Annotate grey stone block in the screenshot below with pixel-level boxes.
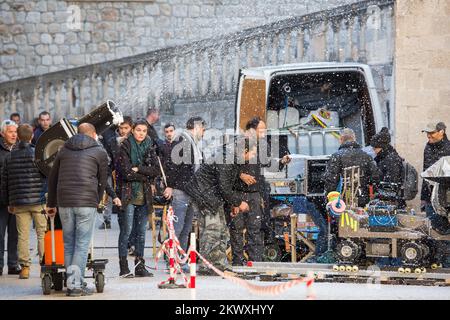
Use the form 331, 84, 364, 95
98, 42, 109, 53
49, 44, 59, 55
68, 54, 85, 65
104, 31, 119, 42
135, 16, 154, 27
42, 55, 53, 65
36, 65, 49, 74
36, 23, 48, 33
36, 44, 49, 56
65, 32, 78, 44
70, 44, 81, 54
173, 5, 188, 17
160, 4, 172, 16
41, 12, 55, 23
48, 23, 61, 34
14, 34, 27, 45
27, 33, 40, 45
15, 12, 26, 24
35, 1, 48, 12
41, 33, 52, 44
54, 33, 65, 44
26, 12, 41, 24
59, 45, 70, 55
24, 24, 36, 33
145, 4, 160, 15
1, 12, 14, 25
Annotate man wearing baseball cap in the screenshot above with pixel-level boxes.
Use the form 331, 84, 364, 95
421, 121, 450, 213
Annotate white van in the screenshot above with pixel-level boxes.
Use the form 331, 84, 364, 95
235, 62, 388, 197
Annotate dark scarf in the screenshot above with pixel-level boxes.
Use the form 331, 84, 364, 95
129, 135, 151, 199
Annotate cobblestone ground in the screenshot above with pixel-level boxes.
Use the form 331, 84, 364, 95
0, 213, 449, 300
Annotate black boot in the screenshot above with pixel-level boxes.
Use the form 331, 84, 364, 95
134, 257, 153, 277
119, 257, 133, 277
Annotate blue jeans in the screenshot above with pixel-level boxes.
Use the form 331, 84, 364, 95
58, 207, 96, 288
118, 204, 148, 257
293, 196, 328, 256
0, 206, 18, 269
172, 189, 195, 252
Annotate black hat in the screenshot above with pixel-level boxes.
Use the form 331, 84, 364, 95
370, 127, 391, 149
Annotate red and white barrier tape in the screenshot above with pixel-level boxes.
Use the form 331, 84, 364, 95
155, 206, 316, 298
155, 205, 190, 288
194, 249, 316, 299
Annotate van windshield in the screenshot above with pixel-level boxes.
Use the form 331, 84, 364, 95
266, 70, 375, 156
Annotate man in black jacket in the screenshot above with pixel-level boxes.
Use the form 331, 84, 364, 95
230, 117, 291, 266
98, 116, 132, 229
1, 124, 47, 279
163, 117, 206, 254
370, 127, 406, 208
145, 107, 161, 144
185, 137, 253, 275
46, 123, 108, 296
421, 122, 450, 215
0, 120, 19, 276
324, 128, 381, 207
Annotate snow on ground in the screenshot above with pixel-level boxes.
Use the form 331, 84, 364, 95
1, 214, 449, 300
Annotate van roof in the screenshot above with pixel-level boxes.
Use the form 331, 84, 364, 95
241, 62, 372, 79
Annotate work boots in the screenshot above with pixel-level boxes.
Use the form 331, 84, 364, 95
19, 266, 30, 279
134, 257, 153, 277
119, 256, 133, 277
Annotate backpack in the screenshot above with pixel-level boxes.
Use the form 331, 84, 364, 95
402, 159, 418, 200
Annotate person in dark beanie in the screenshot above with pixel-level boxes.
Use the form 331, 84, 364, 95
421, 122, 450, 214
1, 124, 47, 279
370, 127, 405, 208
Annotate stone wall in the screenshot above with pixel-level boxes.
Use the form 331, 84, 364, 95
394, 0, 450, 206
0, 0, 361, 82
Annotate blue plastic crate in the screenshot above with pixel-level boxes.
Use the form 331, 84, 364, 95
368, 214, 398, 231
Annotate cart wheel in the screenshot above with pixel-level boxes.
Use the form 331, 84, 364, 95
332, 265, 339, 271
53, 272, 64, 291
42, 274, 52, 295
95, 273, 105, 293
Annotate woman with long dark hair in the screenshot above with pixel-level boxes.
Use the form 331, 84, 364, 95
117, 119, 159, 277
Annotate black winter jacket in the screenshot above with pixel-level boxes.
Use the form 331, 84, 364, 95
117, 137, 160, 210
374, 145, 403, 184
185, 148, 243, 214
165, 132, 201, 192
324, 141, 381, 207
47, 134, 108, 208
1, 142, 46, 206
0, 138, 17, 206
374, 145, 406, 207
421, 136, 450, 202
